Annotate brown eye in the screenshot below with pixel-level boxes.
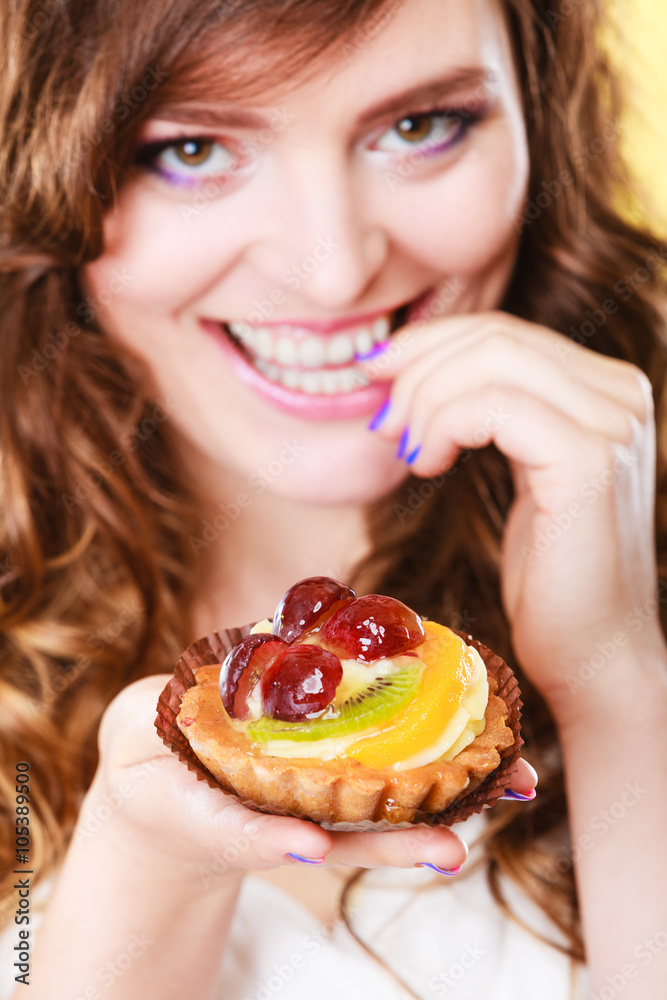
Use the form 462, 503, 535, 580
174, 139, 214, 166
394, 115, 436, 144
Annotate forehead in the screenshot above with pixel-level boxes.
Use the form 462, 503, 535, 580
157, 0, 513, 121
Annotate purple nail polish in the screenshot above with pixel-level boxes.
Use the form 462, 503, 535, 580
368, 399, 391, 431
286, 853, 326, 865
356, 339, 391, 362
406, 444, 421, 466
396, 427, 410, 460
418, 863, 462, 877
501, 788, 536, 801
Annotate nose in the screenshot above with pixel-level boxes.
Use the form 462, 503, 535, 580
255, 151, 389, 312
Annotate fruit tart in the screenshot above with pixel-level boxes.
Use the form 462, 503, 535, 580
156, 578, 522, 829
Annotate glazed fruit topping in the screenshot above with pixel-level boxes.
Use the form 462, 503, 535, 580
260, 644, 344, 722
220, 579, 427, 725
272, 576, 355, 642
320, 594, 425, 662
219, 633, 288, 720
249, 660, 422, 742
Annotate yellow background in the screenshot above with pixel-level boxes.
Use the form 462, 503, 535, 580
611, 0, 667, 233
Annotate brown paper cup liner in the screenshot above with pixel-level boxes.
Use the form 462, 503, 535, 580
155, 625, 523, 831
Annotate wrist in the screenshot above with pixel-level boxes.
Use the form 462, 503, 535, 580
76, 773, 245, 896
547, 641, 667, 738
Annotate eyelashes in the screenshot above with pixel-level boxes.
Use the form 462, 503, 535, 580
133, 104, 488, 188
371, 107, 483, 158
133, 136, 240, 188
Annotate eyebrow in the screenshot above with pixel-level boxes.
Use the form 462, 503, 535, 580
153, 68, 494, 132
356, 68, 494, 125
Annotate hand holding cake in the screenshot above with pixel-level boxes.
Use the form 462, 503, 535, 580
158, 577, 523, 828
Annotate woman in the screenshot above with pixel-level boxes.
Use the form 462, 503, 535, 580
1, 0, 665, 997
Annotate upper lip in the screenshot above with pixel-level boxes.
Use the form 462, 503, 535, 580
222, 303, 409, 334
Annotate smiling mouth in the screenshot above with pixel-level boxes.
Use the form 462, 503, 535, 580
211, 304, 411, 397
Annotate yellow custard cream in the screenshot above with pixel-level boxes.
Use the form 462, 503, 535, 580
240, 619, 489, 771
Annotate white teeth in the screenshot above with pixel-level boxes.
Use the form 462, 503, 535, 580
275, 337, 299, 366
228, 321, 254, 344
279, 367, 301, 390
224, 312, 396, 395
255, 329, 274, 360
300, 371, 322, 394
354, 328, 373, 356
255, 360, 370, 394
321, 370, 341, 395
339, 369, 363, 392
327, 333, 355, 365
299, 336, 327, 368
373, 317, 390, 342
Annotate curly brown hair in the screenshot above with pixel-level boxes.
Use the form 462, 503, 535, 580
1, 0, 665, 979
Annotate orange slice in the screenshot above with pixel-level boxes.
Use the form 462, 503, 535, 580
343, 621, 475, 768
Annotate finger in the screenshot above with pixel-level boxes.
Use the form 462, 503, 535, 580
99, 674, 178, 767
323, 823, 469, 872
406, 384, 610, 490
500, 757, 538, 800
365, 314, 650, 422
374, 334, 636, 450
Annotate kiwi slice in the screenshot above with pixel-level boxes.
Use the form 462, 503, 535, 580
247, 664, 423, 743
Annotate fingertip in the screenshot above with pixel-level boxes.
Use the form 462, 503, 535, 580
244, 814, 333, 866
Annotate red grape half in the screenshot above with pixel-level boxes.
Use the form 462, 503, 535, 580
272, 576, 355, 643
260, 644, 343, 721
220, 633, 288, 719
320, 594, 425, 662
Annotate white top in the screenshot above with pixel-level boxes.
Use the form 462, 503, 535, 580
216, 814, 589, 1000
0, 816, 589, 999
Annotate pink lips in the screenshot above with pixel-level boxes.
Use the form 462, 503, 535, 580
200, 319, 391, 421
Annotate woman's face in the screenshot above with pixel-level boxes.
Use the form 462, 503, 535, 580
81, 0, 529, 506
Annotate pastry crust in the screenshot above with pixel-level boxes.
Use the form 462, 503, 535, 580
178, 664, 515, 825
155, 626, 523, 829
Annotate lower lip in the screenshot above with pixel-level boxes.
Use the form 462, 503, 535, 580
201, 319, 391, 421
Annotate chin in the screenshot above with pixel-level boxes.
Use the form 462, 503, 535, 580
260, 451, 410, 507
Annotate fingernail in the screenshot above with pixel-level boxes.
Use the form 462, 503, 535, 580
286, 853, 326, 865
406, 444, 421, 466
396, 427, 410, 459
356, 339, 391, 362
417, 863, 462, 877
501, 788, 536, 801
368, 399, 391, 431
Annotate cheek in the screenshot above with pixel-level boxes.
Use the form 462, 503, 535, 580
80, 185, 239, 314
393, 135, 528, 279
